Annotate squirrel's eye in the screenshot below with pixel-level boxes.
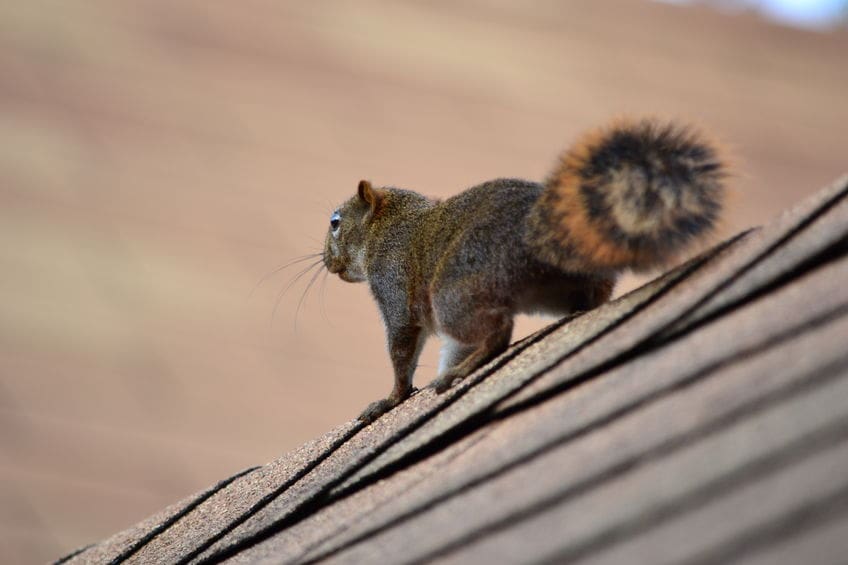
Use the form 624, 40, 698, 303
330, 212, 341, 231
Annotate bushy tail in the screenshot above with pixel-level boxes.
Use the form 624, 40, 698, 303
525, 118, 726, 274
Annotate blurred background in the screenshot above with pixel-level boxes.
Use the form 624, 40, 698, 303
1, 0, 846, 562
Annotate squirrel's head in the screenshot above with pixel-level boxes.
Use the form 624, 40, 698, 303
323, 180, 384, 283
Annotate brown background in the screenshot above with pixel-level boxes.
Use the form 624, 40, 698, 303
1, 1, 846, 562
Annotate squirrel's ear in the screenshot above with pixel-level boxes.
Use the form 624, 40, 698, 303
357, 180, 383, 213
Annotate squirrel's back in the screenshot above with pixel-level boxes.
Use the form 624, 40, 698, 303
525, 118, 726, 275
414, 178, 545, 285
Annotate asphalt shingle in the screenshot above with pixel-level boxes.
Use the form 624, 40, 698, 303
62, 175, 848, 564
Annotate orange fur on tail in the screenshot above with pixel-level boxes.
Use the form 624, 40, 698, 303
525, 118, 726, 274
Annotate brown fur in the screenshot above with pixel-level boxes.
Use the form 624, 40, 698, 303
324, 119, 726, 423
526, 118, 725, 273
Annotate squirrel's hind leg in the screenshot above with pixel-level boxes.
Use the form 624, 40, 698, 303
432, 306, 513, 393
437, 337, 475, 376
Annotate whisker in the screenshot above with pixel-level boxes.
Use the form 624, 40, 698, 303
249, 252, 322, 298
271, 258, 324, 327
294, 263, 326, 333
319, 268, 331, 325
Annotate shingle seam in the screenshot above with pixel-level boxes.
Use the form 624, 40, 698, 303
104, 466, 260, 564
286, 422, 501, 565
172, 424, 366, 565
414, 371, 848, 565
534, 413, 848, 565
655, 232, 848, 346
678, 484, 848, 565
187, 243, 723, 564
294, 308, 848, 564
54, 466, 259, 564
53, 543, 94, 564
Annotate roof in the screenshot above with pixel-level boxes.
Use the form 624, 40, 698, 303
61, 174, 848, 564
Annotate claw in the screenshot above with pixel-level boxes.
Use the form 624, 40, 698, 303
432, 372, 461, 394
358, 398, 393, 423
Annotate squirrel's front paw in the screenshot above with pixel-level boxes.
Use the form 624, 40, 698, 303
358, 398, 394, 423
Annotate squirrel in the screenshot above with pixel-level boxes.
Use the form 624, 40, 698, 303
323, 118, 726, 423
